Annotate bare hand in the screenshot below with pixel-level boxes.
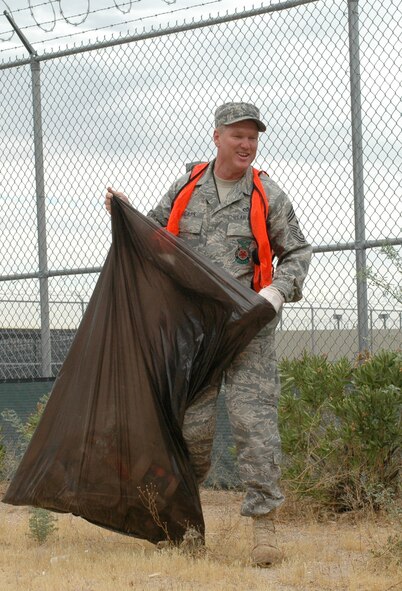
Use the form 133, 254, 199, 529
105, 187, 129, 213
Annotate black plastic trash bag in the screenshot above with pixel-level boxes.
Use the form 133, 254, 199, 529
3, 197, 275, 543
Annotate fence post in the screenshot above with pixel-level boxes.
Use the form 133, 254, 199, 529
347, 0, 369, 354
32, 59, 52, 377
4, 11, 52, 377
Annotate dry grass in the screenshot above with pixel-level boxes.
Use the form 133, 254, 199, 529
0, 485, 401, 591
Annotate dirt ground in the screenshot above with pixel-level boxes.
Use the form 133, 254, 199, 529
0, 483, 401, 591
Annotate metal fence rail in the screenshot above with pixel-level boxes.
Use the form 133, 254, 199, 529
0, 0, 401, 379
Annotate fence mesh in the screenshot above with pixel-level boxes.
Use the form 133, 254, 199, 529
0, 0, 401, 380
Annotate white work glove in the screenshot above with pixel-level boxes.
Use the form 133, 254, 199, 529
258, 285, 285, 314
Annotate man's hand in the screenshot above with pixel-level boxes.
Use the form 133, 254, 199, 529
258, 285, 285, 313
105, 187, 129, 214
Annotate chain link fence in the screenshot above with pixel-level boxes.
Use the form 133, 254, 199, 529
0, 0, 401, 380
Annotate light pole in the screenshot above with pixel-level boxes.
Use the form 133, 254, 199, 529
333, 313, 343, 330
74, 291, 86, 320
378, 313, 388, 330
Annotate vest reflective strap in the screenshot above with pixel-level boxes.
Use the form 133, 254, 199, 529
251, 169, 272, 291
165, 163, 209, 235
166, 163, 272, 292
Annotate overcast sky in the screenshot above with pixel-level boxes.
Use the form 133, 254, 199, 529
0, 0, 400, 331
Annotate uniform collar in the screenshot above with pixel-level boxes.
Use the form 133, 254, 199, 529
193, 161, 214, 187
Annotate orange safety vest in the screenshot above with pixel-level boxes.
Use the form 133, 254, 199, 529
166, 162, 273, 291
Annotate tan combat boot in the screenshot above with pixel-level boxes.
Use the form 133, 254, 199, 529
251, 510, 283, 567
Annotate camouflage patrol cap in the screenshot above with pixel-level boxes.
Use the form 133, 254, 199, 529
214, 102, 266, 132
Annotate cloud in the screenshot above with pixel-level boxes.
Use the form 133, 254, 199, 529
1, 0, 400, 332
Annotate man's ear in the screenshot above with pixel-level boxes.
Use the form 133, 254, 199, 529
213, 128, 220, 148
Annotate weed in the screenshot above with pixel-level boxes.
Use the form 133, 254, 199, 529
138, 483, 172, 542
1, 395, 58, 543
1, 394, 51, 473
371, 533, 402, 568
28, 507, 58, 544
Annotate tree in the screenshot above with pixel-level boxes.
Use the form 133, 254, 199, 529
364, 244, 402, 304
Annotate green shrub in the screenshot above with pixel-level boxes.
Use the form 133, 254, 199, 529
2, 394, 57, 543
279, 351, 353, 409
1, 394, 50, 464
28, 507, 58, 544
279, 350, 401, 512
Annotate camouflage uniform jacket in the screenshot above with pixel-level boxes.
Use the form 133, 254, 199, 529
148, 161, 312, 302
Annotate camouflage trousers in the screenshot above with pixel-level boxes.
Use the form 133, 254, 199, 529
182, 316, 284, 517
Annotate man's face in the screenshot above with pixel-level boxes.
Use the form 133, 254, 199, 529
213, 120, 259, 178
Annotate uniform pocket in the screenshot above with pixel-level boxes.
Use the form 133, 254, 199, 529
227, 223, 255, 267
180, 216, 203, 235
226, 222, 251, 238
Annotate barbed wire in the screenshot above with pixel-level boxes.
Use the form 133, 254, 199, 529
0, 1, 13, 40
0, 0, 220, 48
26, 1, 142, 32
114, 0, 139, 15
7, 0, 51, 14
28, 0, 57, 32
0, 1, 141, 38
3, 0, 177, 24
55, 1, 90, 27
0, 0, 223, 53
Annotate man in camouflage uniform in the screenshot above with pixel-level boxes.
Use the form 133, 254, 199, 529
105, 102, 312, 566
